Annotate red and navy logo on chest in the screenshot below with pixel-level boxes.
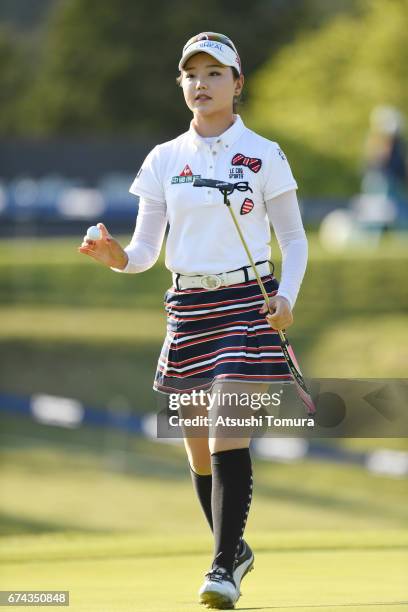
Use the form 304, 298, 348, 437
230, 153, 260, 213
171, 164, 201, 184
231, 153, 262, 173
240, 198, 254, 215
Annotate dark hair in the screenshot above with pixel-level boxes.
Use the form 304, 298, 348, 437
176, 66, 242, 113
231, 67, 242, 114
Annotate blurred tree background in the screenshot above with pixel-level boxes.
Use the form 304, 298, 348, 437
246, 0, 408, 194
1, 4, 408, 591
1, 0, 406, 195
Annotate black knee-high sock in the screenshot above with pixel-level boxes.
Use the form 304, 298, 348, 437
211, 448, 253, 575
190, 467, 213, 531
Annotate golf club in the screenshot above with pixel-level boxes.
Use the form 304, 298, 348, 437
193, 177, 316, 416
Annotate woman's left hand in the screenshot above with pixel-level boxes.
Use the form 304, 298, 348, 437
259, 295, 293, 330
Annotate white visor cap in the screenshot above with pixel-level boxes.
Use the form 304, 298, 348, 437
179, 39, 241, 75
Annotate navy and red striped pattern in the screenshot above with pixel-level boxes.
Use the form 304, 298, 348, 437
231, 153, 262, 173
154, 276, 293, 393
240, 198, 254, 215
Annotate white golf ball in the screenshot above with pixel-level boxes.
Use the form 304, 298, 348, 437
86, 225, 101, 241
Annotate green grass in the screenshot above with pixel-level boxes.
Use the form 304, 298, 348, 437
1, 531, 407, 611
0, 232, 406, 264
1, 234, 407, 315
1, 439, 408, 536
0, 338, 160, 409
0, 233, 407, 408
0, 235, 169, 309
0, 306, 166, 342
1, 441, 408, 611
307, 314, 408, 377
1, 235, 408, 610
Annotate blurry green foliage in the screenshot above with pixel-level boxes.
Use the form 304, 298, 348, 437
245, 0, 408, 195
2, 0, 360, 138
0, 26, 30, 134
2, 0, 405, 197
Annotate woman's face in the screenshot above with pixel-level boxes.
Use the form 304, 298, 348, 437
181, 52, 243, 117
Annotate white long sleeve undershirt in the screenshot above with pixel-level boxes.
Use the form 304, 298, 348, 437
113, 189, 307, 309
265, 190, 308, 309
118, 198, 167, 273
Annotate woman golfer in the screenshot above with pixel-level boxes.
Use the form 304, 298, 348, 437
79, 32, 308, 609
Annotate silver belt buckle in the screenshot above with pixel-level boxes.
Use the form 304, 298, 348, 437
200, 274, 222, 289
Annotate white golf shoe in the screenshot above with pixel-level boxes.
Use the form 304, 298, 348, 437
198, 567, 239, 609
233, 540, 255, 594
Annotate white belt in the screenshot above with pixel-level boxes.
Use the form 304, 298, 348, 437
172, 261, 272, 290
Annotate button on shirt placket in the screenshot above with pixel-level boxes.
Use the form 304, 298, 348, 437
207, 144, 212, 200
206, 142, 220, 202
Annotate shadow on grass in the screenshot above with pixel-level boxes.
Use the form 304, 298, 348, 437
0, 418, 188, 481
0, 338, 161, 411
0, 511, 107, 537
255, 478, 407, 526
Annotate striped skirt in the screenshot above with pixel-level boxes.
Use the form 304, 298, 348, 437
153, 275, 294, 394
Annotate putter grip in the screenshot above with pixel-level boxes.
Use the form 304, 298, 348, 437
192, 178, 210, 187
193, 178, 234, 189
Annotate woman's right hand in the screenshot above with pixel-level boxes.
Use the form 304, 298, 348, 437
78, 222, 129, 269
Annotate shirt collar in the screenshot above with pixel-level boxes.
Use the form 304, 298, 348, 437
188, 114, 246, 152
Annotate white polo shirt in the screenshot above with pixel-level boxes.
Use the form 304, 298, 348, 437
129, 115, 297, 275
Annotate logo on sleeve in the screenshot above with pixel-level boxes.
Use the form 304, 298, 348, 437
277, 147, 286, 161
171, 164, 201, 184
240, 198, 254, 215
232, 153, 262, 173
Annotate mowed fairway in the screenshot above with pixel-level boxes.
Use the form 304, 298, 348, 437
1, 235, 408, 610
1, 234, 407, 407
1, 442, 408, 611
1, 531, 408, 611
